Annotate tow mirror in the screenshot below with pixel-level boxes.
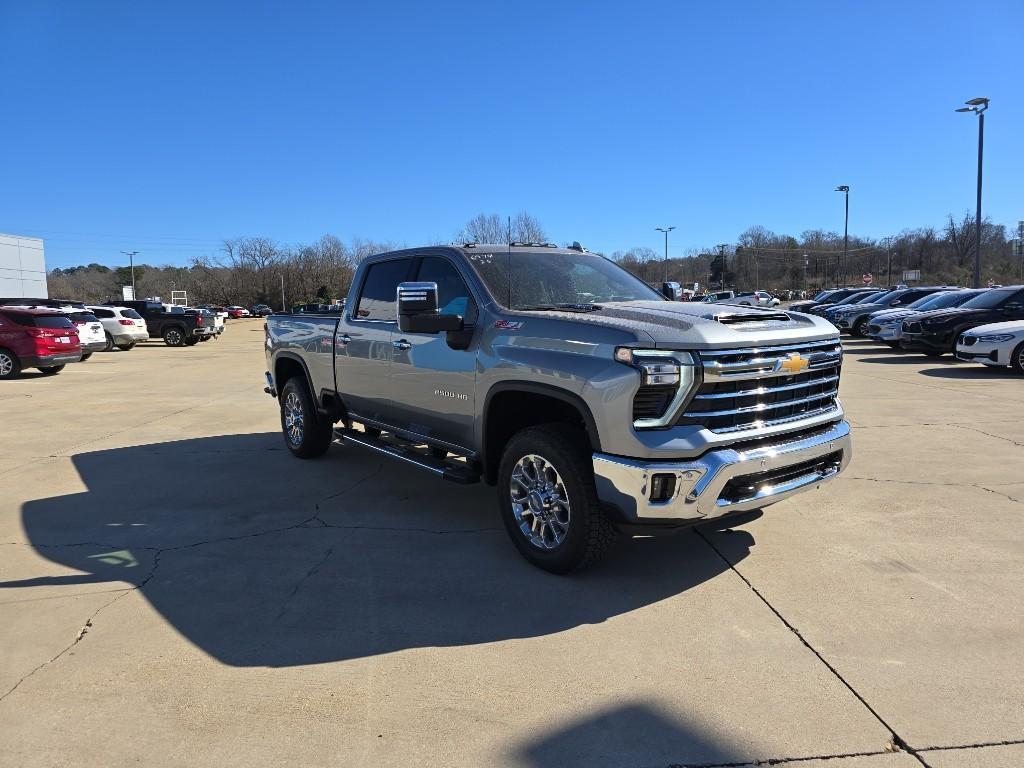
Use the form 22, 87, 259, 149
661, 281, 682, 301
397, 282, 463, 334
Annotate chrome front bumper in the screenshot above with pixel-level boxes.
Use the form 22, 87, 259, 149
592, 420, 852, 523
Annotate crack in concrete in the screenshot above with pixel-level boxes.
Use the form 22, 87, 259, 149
273, 544, 335, 623
695, 529, 931, 767
842, 476, 1023, 506
954, 423, 1024, 448
0, 550, 163, 704
919, 737, 1024, 752
667, 747, 899, 767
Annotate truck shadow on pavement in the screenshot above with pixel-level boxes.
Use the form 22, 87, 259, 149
7, 432, 754, 668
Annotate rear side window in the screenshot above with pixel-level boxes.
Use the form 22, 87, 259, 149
91, 308, 115, 318
68, 313, 100, 323
120, 309, 143, 319
355, 259, 412, 321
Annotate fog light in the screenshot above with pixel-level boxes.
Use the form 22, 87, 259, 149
650, 473, 677, 502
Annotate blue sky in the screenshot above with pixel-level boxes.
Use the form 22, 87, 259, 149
1, 0, 1021, 269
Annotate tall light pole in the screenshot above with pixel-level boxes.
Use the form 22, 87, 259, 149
655, 226, 675, 283
834, 186, 849, 288
716, 243, 729, 290
120, 250, 139, 296
955, 97, 989, 289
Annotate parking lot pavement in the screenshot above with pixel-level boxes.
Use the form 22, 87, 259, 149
1, 324, 1021, 767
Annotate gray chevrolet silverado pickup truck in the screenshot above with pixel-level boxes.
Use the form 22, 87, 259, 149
264, 243, 851, 572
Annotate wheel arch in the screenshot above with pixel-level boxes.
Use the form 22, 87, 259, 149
480, 381, 601, 485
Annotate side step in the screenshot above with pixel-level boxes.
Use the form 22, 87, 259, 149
335, 427, 481, 485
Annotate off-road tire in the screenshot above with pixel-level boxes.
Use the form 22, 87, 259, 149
38, 365, 65, 375
0, 349, 22, 379
1011, 341, 1024, 375
498, 424, 616, 574
280, 378, 334, 459
163, 327, 186, 347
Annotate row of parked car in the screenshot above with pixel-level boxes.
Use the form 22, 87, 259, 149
784, 284, 1024, 373
0, 297, 251, 380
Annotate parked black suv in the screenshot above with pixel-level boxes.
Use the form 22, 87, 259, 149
900, 286, 1024, 356
106, 300, 208, 347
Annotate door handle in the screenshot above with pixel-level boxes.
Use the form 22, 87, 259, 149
338, 334, 351, 345
392, 339, 412, 350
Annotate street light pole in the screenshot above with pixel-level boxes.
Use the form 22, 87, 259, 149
956, 98, 989, 289
655, 226, 675, 283
716, 244, 728, 290
120, 250, 139, 297
834, 186, 849, 288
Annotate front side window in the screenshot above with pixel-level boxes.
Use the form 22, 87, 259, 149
416, 257, 475, 321
355, 258, 412, 321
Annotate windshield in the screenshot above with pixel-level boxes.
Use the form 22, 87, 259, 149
848, 292, 879, 304
961, 287, 1016, 309
911, 292, 961, 310
812, 290, 834, 301
467, 250, 664, 309
864, 290, 897, 304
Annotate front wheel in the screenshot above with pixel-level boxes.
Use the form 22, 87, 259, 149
38, 365, 65, 375
280, 378, 334, 458
498, 424, 616, 573
1011, 341, 1024, 375
116, 342, 136, 351
80, 352, 93, 361
854, 317, 871, 336
104, 333, 114, 352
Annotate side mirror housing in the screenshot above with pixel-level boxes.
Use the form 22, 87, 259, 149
661, 281, 682, 301
397, 282, 463, 334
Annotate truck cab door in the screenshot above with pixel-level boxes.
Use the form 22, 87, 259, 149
334, 257, 414, 424
387, 255, 478, 452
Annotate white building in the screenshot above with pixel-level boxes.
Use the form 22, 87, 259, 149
0, 232, 47, 298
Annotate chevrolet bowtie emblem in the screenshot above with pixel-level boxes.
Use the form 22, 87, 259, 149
776, 352, 810, 374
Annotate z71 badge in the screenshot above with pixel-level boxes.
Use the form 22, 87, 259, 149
494, 320, 523, 330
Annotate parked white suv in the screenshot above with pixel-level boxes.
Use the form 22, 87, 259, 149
64, 310, 107, 360
732, 291, 782, 307
88, 305, 149, 351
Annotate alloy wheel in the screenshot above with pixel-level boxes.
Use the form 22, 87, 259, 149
509, 453, 571, 550
283, 391, 305, 446
0, 352, 12, 377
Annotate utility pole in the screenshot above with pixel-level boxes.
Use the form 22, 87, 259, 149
803, 254, 809, 296
656, 226, 675, 283
120, 250, 139, 297
716, 244, 728, 290
1018, 221, 1024, 282
280, 274, 286, 312
834, 186, 849, 287
956, 97, 989, 288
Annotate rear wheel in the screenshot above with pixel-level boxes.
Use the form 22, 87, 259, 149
0, 349, 21, 379
1011, 341, 1024, 375
104, 332, 114, 352
38, 365, 65, 375
498, 424, 616, 573
280, 378, 334, 458
116, 342, 136, 351
80, 352, 93, 361
163, 327, 185, 346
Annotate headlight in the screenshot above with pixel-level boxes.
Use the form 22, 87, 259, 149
923, 318, 944, 326
615, 348, 699, 429
975, 333, 1015, 343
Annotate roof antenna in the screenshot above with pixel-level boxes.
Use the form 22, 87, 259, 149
507, 215, 513, 309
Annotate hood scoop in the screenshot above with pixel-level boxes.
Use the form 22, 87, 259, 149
713, 311, 793, 326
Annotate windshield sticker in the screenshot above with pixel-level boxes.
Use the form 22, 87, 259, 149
494, 320, 523, 331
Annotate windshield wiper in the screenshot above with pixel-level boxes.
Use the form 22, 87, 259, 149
513, 303, 603, 313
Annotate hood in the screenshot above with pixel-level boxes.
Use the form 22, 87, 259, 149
908, 307, 990, 324
514, 300, 839, 350
961, 320, 1024, 336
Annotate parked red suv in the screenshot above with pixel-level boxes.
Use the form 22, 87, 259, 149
0, 307, 83, 379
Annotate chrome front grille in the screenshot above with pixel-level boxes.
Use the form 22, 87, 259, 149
678, 339, 842, 433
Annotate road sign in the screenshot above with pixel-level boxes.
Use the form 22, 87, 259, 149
902, 270, 921, 282
862, 273, 873, 285
122, 285, 135, 301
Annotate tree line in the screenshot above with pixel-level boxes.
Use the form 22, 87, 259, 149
47, 211, 1023, 307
